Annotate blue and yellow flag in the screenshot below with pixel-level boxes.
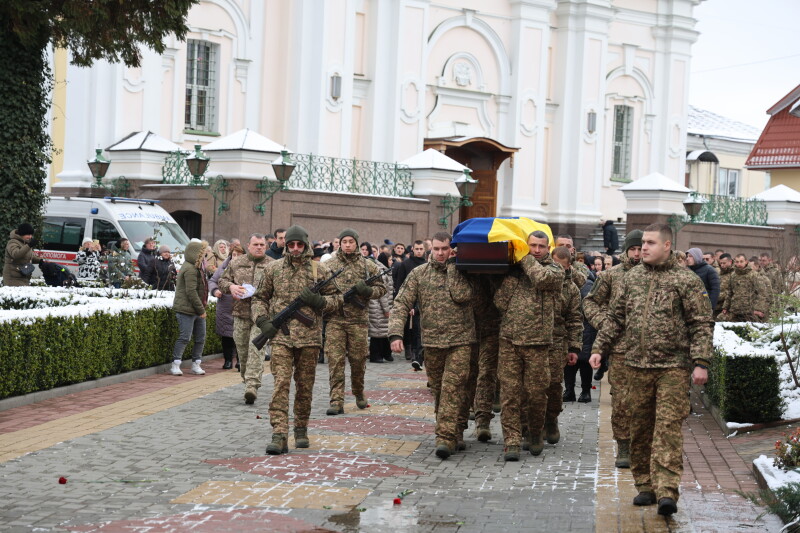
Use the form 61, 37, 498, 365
451, 217, 554, 263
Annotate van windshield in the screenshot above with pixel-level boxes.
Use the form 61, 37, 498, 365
119, 221, 190, 253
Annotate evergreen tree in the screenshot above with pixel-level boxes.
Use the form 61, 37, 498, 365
0, 0, 197, 267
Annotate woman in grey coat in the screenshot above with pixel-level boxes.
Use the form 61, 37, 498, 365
368, 267, 394, 362
209, 244, 242, 369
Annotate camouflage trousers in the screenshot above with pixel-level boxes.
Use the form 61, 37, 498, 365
473, 332, 500, 427
425, 344, 474, 447
325, 320, 368, 406
457, 344, 480, 436
628, 366, 691, 502
609, 351, 631, 440
498, 339, 550, 446
232, 317, 265, 390
268, 344, 319, 434
544, 341, 567, 428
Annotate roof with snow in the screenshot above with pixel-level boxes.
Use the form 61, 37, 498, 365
618, 172, 690, 193
751, 184, 800, 202
400, 148, 470, 172
746, 84, 800, 169
106, 131, 182, 153
687, 106, 761, 143
203, 129, 287, 153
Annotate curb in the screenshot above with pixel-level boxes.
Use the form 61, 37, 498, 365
0, 353, 223, 412
696, 385, 800, 437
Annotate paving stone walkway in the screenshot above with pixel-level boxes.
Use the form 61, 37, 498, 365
0, 357, 785, 532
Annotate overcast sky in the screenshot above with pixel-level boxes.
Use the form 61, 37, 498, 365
690, 0, 800, 129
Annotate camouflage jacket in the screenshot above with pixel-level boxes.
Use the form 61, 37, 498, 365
583, 254, 638, 354
763, 263, 784, 300
252, 248, 343, 348
388, 258, 475, 348
470, 274, 502, 338
716, 266, 733, 312
725, 265, 768, 315
571, 260, 590, 290
494, 254, 563, 346
555, 270, 584, 353
217, 253, 274, 320
591, 252, 713, 369
324, 251, 387, 324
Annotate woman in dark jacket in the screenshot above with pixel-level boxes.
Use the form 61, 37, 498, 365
153, 245, 178, 291
209, 244, 242, 369
137, 238, 158, 286
564, 277, 597, 403
171, 240, 209, 376
686, 247, 720, 309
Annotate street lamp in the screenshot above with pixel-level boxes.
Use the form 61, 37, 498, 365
185, 144, 210, 186
684, 192, 706, 220
255, 150, 296, 215
87, 149, 111, 188
439, 168, 479, 228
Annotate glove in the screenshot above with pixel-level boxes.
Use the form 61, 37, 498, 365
27, 238, 38, 248
300, 287, 325, 310
354, 280, 372, 298
256, 317, 278, 339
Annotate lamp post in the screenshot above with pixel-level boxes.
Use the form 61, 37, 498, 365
185, 144, 210, 186
255, 150, 296, 215
439, 168, 478, 228
87, 149, 111, 188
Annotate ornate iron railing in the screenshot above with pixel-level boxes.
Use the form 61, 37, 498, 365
286, 153, 413, 197
162, 151, 193, 184
694, 193, 768, 226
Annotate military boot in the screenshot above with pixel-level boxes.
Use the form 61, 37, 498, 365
266, 433, 288, 455
615, 439, 631, 468
326, 403, 344, 416
529, 431, 544, 456
294, 428, 310, 449
355, 396, 369, 409
476, 424, 492, 442
435, 442, 453, 459
544, 420, 560, 444
244, 387, 257, 405
633, 491, 656, 506
521, 430, 530, 451
503, 445, 520, 462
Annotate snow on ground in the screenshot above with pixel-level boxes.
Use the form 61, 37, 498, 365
754, 454, 800, 490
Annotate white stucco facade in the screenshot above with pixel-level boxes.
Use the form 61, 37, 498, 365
51, 0, 702, 224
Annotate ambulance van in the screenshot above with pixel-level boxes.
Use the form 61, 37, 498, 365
39, 196, 190, 272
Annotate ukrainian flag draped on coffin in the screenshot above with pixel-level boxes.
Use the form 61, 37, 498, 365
451, 217, 554, 263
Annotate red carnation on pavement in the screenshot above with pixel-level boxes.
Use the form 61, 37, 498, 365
393, 498, 402, 505
58, 477, 68, 484
592, 386, 596, 389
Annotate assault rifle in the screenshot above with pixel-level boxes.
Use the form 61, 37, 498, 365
252, 267, 344, 350
342, 268, 391, 309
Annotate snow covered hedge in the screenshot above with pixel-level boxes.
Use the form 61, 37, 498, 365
708, 321, 800, 424
0, 287, 222, 399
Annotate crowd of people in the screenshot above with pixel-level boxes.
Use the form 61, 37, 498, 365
4, 218, 799, 518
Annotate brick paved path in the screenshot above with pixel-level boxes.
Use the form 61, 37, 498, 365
0, 358, 784, 532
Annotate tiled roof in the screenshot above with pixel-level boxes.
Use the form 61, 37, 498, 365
687, 106, 761, 142
745, 98, 800, 169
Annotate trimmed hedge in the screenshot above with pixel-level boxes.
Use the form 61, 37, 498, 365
706, 348, 784, 424
0, 303, 221, 399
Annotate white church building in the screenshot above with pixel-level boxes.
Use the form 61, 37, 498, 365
50, 0, 702, 237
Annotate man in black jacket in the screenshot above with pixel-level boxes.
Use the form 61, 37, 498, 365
393, 240, 427, 367
266, 228, 286, 260
686, 247, 720, 309
602, 220, 619, 255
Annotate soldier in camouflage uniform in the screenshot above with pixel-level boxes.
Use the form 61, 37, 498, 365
494, 231, 563, 461
544, 247, 583, 446
323, 229, 387, 415
253, 225, 343, 455
590, 223, 713, 517
714, 253, 733, 320
555, 234, 590, 289
761, 252, 784, 312
217, 234, 273, 404
389, 232, 475, 459
583, 229, 643, 468
470, 275, 502, 442
720, 254, 769, 322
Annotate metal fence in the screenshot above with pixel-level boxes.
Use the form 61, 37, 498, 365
694, 193, 768, 226
286, 153, 413, 197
